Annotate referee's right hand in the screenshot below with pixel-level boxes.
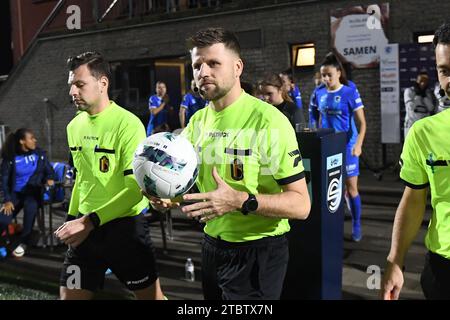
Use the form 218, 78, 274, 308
380, 261, 404, 300
142, 191, 180, 212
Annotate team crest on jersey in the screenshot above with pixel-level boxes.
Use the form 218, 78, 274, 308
230, 158, 244, 181
99, 156, 109, 173
334, 96, 341, 103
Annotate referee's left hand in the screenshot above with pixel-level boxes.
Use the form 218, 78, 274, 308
181, 167, 246, 223
54, 215, 94, 248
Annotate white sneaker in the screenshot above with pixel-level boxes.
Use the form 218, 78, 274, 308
12, 244, 26, 258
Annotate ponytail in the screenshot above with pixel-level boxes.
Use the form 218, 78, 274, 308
320, 52, 348, 86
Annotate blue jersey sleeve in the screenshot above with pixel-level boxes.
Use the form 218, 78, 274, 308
349, 87, 364, 112
291, 85, 303, 109
148, 95, 158, 109
308, 88, 319, 128
180, 93, 191, 109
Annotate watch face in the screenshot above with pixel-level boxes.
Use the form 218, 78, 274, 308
247, 198, 258, 211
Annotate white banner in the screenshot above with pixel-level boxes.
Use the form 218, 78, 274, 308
331, 4, 390, 69
380, 44, 400, 143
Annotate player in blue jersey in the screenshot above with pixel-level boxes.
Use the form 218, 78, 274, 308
0, 128, 55, 257
280, 69, 303, 109
179, 80, 207, 128
309, 77, 361, 129
147, 81, 170, 136
311, 52, 367, 242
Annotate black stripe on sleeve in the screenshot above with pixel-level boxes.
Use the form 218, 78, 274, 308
426, 160, 448, 166
124, 169, 133, 176
275, 171, 305, 185
224, 148, 252, 156
401, 178, 429, 189
94, 147, 115, 154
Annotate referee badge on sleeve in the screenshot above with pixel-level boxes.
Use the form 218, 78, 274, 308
100, 156, 110, 173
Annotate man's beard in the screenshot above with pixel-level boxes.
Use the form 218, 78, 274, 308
75, 102, 91, 112
199, 83, 230, 102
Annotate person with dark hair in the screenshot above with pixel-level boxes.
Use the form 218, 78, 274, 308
179, 79, 207, 128
279, 69, 303, 110
56, 51, 164, 300
240, 80, 256, 97
308, 72, 324, 128
311, 52, 367, 242
309, 56, 362, 129
313, 71, 323, 87
260, 73, 305, 128
381, 21, 450, 300
147, 81, 170, 136
403, 72, 435, 138
0, 128, 54, 257
146, 27, 311, 300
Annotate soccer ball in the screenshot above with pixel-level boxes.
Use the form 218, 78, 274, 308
133, 132, 199, 199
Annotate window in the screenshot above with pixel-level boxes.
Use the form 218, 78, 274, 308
291, 43, 315, 68
414, 31, 434, 44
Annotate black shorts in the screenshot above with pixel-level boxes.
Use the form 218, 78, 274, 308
202, 234, 289, 300
420, 251, 450, 299
59, 214, 158, 292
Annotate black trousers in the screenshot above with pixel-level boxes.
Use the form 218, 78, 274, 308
202, 234, 289, 300
0, 191, 39, 247
420, 251, 450, 299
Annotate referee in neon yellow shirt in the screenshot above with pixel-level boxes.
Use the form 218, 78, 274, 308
149, 28, 311, 300
55, 52, 164, 300
382, 21, 450, 300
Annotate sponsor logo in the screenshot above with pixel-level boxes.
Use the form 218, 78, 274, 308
126, 276, 149, 286
288, 149, 302, 168
327, 154, 343, 213
84, 136, 99, 141
207, 131, 230, 138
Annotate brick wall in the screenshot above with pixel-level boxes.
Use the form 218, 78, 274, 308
0, 0, 448, 166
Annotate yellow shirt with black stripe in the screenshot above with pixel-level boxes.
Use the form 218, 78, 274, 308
67, 101, 147, 225
182, 91, 305, 242
400, 109, 450, 259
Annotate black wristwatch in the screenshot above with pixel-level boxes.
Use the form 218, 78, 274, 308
241, 194, 258, 215
87, 212, 101, 229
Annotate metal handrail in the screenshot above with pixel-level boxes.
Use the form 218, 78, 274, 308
98, 0, 120, 22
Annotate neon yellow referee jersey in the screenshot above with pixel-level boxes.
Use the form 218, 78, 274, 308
67, 101, 147, 225
183, 91, 305, 242
400, 109, 450, 259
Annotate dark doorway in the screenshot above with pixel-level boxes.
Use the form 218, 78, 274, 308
109, 57, 187, 131
154, 60, 186, 130
0, 0, 13, 76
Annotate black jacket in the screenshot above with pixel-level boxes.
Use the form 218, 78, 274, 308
274, 100, 306, 128
1, 148, 55, 203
